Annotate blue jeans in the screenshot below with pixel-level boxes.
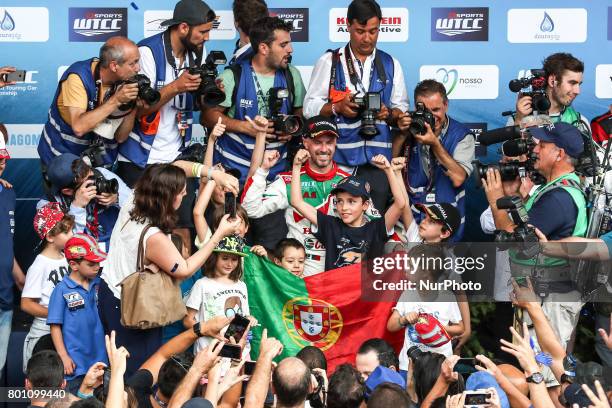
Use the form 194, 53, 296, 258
0, 309, 12, 373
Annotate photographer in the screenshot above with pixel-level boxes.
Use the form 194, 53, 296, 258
398, 79, 475, 241
37, 37, 141, 168
38, 153, 130, 253
482, 123, 587, 364
201, 16, 306, 184
229, 0, 269, 66
303, 0, 409, 213
513, 53, 589, 132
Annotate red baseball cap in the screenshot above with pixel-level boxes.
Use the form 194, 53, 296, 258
64, 233, 107, 263
33, 202, 66, 240
0, 136, 9, 159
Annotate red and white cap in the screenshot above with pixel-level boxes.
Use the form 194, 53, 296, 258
33, 202, 66, 240
0, 135, 9, 159
64, 233, 107, 263
413, 312, 451, 348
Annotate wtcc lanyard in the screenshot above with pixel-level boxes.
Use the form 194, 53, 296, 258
163, 30, 199, 111
343, 44, 371, 95
251, 65, 270, 117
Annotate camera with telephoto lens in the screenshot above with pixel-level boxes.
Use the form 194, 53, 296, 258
494, 196, 539, 259
408, 102, 436, 135
306, 371, 326, 408
352, 92, 382, 139
508, 69, 551, 113
268, 87, 304, 136
189, 51, 227, 106
88, 169, 118, 195
118, 74, 161, 111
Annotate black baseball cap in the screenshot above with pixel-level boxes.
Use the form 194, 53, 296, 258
330, 176, 370, 200
161, 0, 216, 27
416, 203, 461, 235
304, 115, 339, 139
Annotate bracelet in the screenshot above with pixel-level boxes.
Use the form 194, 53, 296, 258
192, 163, 203, 178
77, 390, 94, 399
331, 103, 337, 117
207, 166, 215, 180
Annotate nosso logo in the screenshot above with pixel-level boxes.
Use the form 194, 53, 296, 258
539, 11, 554, 32
436, 68, 458, 95
0, 10, 15, 31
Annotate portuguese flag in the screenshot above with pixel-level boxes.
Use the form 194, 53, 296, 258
244, 254, 403, 372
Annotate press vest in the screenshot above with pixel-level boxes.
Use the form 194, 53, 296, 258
329, 48, 395, 166
119, 32, 194, 168
214, 60, 292, 183
406, 117, 471, 241
38, 59, 118, 166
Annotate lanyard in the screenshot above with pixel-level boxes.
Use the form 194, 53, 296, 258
251, 65, 270, 117
343, 44, 371, 95
163, 30, 200, 111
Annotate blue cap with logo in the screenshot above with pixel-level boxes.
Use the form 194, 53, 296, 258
46, 153, 81, 193
330, 175, 370, 200
528, 122, 584, 159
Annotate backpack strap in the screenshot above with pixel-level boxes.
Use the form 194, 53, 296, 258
226, 63, 243, 107
283, 66, 295, 108
531, 177, 585, 207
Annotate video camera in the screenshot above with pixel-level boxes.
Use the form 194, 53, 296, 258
407, 102, 436, 136
352, 91, 381, 139
509, 69, 551, 113
494, 196, 539, 259
189, 51, 227, 107
268, 87, 303, 136
117, 74, 160, 111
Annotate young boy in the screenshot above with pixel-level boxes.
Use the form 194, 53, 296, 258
47, 233, 108, 394
273, 238, 306, 278
22, 202, 74, 372
290, 150, 406, 270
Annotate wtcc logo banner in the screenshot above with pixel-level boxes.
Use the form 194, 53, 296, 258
69, 8, 127, 42
329, 8, 408, 43
419, 65, 499, 100
431, 7, 488, 41
507, 8, 587, 43
269, 8, 309, 42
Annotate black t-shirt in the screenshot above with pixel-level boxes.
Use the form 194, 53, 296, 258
313, 212, 391, 270
528, 188, 578, 240
126, 369, 154, 408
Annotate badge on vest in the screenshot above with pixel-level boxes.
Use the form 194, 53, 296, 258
64, 292, 85, 311
425, 193, 436, 203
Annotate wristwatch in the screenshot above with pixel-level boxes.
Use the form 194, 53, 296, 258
193, 322, 204, 338
526, 372, 544, 384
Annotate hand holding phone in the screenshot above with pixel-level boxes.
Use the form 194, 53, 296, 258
0, 68, 26, 84
219, 344, 242, 360
224, 191, 236, 219
224, 314, 250, 343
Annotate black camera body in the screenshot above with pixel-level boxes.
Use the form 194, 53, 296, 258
494, 196, 539, 258
81, 138, 107, 168
508, 69, 551, 112
118, 74, 160, 111
408, 102, 436, 135
189, 51, 227, 106
474, 159, 535, 183
89, 169, 119, 195
352, 92, 381, 139
268, 87, 303, 136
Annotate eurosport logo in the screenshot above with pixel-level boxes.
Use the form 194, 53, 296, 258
329, 8, 408, 42
507, 9, 587, 43
0, 71, 39, 97
465, 123, 488, 157
0, 7, 49, 42
144, 10, 235, 40
431, 7, 488, 41
419, 65, 499, 100
595, 65, 612, 99
269, 8, 309, 42
69, 8, 127, 42
4, 124, 44, 159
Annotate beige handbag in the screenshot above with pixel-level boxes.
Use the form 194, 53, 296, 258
118, 224, 186, 329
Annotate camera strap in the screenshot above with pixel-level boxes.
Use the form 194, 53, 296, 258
163, 29, 199, 111
343, 44, 387, 95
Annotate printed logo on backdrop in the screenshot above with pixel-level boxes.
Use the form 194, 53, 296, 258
0, 71, 39, 97
507, 9, 587, 43
595, 65, 612, 99
329, 8, 408, 42
269, 8, 309, 42
431, 7, 489, 41
465, 123, 488, 157
419, 65, 499, 100
144, 10, 235, 40
5, 124, 44, 159
0, 7, 49, 42
68, 8, 127, 42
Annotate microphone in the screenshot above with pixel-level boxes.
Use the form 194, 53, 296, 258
478, 125, 521, 146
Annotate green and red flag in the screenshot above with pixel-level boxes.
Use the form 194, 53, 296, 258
244, 254, 403, 372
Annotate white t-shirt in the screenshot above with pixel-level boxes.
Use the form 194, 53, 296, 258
395, 293, 461, 371
185, 277, 250, 354
405, 219, 423, 243
22, 254, 69, 329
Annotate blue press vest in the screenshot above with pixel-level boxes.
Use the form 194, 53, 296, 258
407, 117, 470, 241
38, 59, 118, 166
118, 32, 194, 168
331, 48, 394, 166
214, 60, 292, 183
230, 44, 255, 66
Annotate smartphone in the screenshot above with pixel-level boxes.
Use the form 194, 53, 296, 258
219, 344, 241, 360
224, 313, 250, 343
454, 358, 476, 371
224, 192, 236, 218
244, 361, 256, 376
102, 367, 111, 396
464, 391, 491, 407
2, 70, 26, 82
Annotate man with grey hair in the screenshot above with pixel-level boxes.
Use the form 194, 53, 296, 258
38, 36, 141, 168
